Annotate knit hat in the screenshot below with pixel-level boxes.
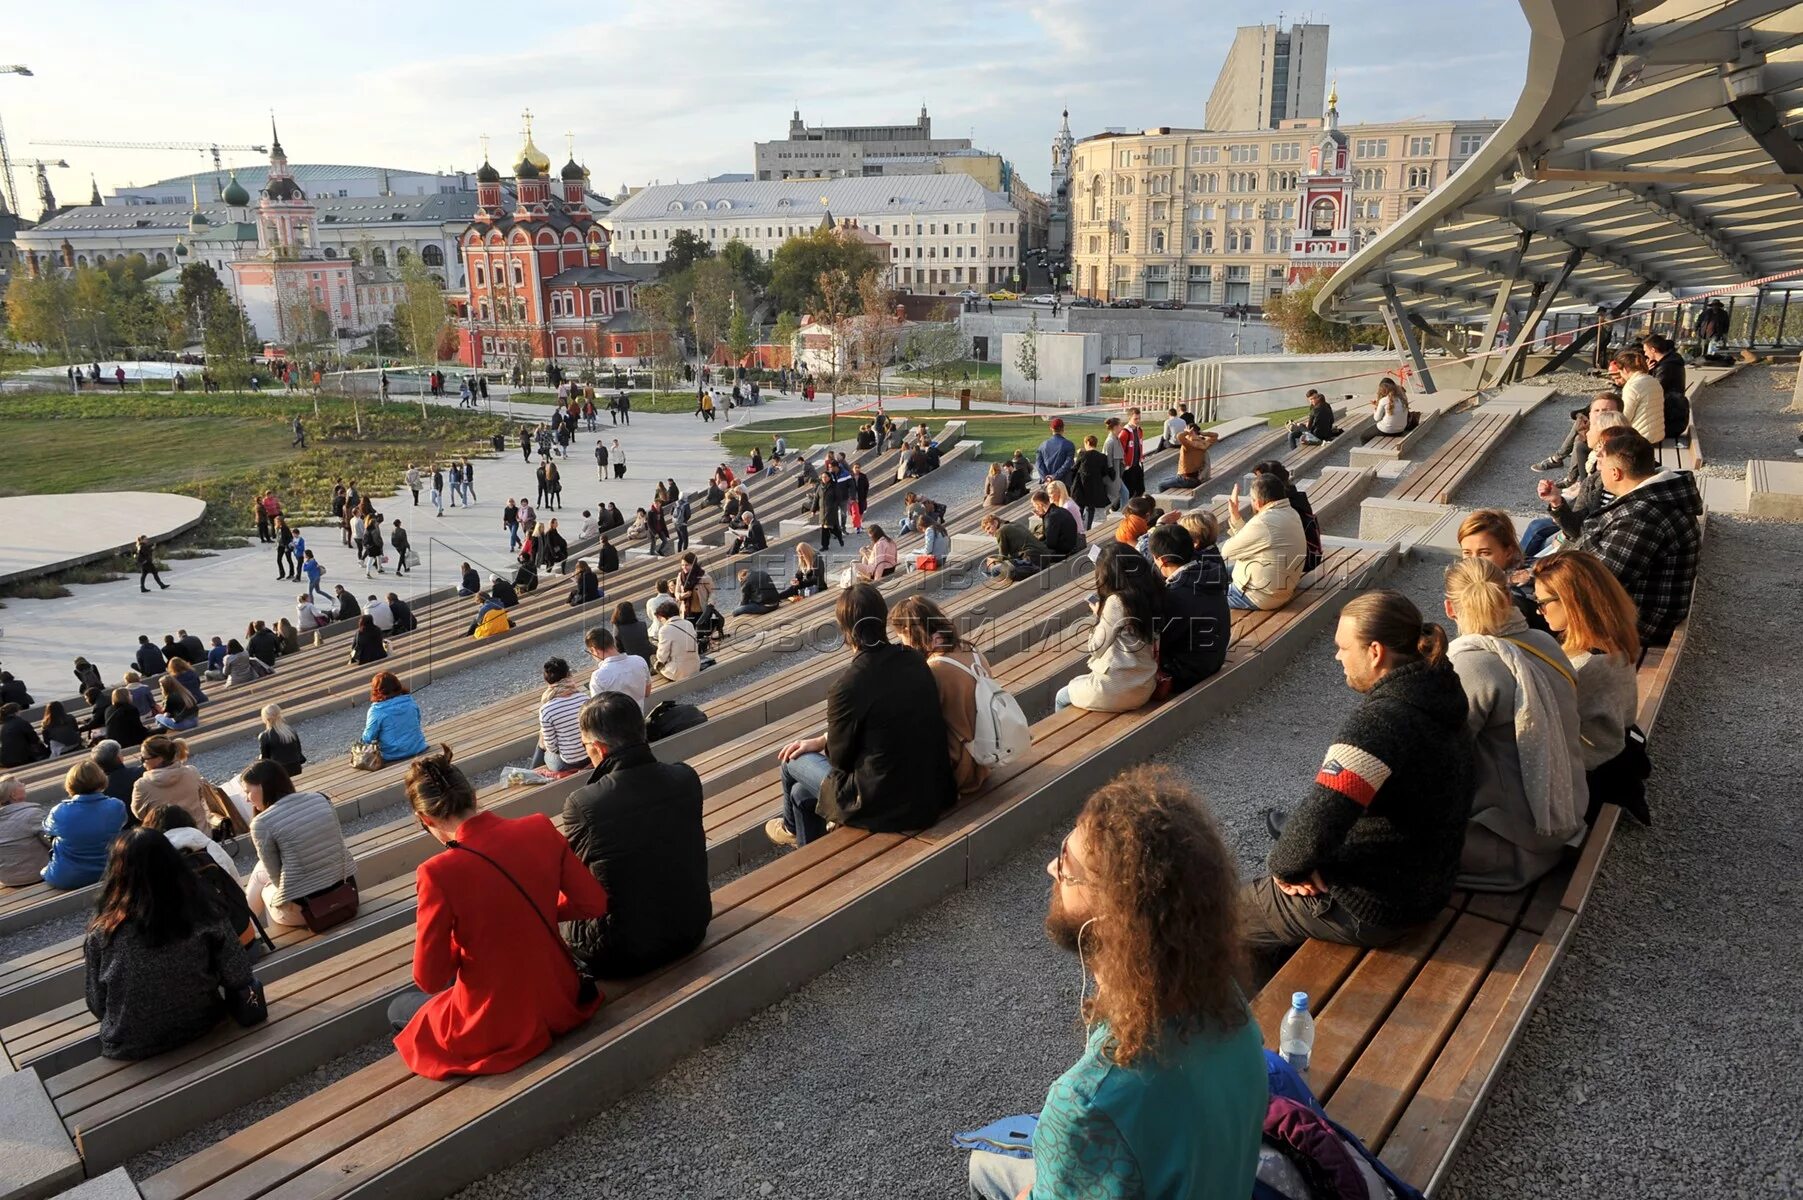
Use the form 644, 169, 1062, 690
1050, 418, 1065, 432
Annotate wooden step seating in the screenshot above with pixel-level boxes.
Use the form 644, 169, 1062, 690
1357, 410, 1521, 542
129, 540, 1398, 1200
1248, 582, 1699, 1194
30, 553, 1387, 1179
1346, 405, 1449, 469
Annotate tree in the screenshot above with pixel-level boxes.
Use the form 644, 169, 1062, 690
635, 283, 685, 393
719, 238, 770, 292
905, 321, 970, 410
688, 257, 743, 368
1265, 268, 1356, 354
176, 262, 227, 320
771, 310, 801, 376
769, 226, 882, 316
1016, 311, 1041, 415
726, 301, 754, 370
70, 267, 116, 359
201, 291, 256, 388
4, 272, 77, 364
395, 256, 448, 363
661, 230, 713, 278
813, 266, 863, 440
855, 271, 903, 403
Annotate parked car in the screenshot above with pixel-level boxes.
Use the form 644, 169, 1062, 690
955, 289, 982, 301
1150, 299, 1185, 311
1068, 296, 1101, 308
1027, 294, 1057, 305
1107, 297, 1143, 309
987, 290, 1020, 301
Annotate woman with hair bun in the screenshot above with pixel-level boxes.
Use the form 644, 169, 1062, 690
388, 745, 608, 1079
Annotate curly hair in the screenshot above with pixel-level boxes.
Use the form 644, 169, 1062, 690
1076, 767, 1247, 1067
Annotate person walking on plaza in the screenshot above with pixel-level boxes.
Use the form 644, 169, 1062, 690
135, 536, 169, 593
406, 465, 422, 506
390, 519, 411, 577
611, 439, 626, 480
292, 416, 307, 448
274, 517, 296, 581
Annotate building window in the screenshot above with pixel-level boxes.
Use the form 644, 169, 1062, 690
1117, 176, 1133, 195
512, 263, 524, 287
1088, 235, 1101, 253
483, 338, 494, 354
1118, 149, 1132, 167
1229, 144, 1259, 163
1356, 168, 1387, 190
1151, 201, 1168, 221
1271, 142, 1301, 163
1356, 139, 1389, 159
421, 244, 444, 266
1270, 170, 1299, 191
395, 247, 410, 263
1189, 146, 1219, 164
1457, 133, 1486, 157
1407, 165, 1432, 189
323, 247, 337, 259
1407, 136, 1435, 157
556, 338, 568, 355
371, 248, 387, 266
1152, 230, 1165, 252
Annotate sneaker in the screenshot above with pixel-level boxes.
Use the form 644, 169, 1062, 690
764, 817, 796, 847
1530, 455, 1564, 471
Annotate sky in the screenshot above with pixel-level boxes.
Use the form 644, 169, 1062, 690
0, 0, 1530, 216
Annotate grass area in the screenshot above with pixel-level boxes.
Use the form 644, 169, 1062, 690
720, 402, 1313, 464
0, 392, 497, 550
895, 359, 1001, 383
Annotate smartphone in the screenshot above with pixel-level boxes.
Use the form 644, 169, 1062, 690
1086, 592, 1100, 607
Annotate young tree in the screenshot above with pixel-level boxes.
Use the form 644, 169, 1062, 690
1264, 268, 1355, 354
635, 283, 684, 394
688, 257, 740, 369
201, 291, 256, 389
906, 321, 970, 411
771, 310, 801, 380
726, 301, 754, 373
395, 256, 447, 364
1015, 312, 1042, 415
813, 266, 863, 440
855, 271, 903, 404
71, 267, 116, 359
661, 230, 713, 277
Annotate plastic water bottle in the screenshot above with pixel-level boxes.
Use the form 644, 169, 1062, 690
1279, 991, 1315, 1077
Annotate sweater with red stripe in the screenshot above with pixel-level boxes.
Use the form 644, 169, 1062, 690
1267, 658, 1476, 928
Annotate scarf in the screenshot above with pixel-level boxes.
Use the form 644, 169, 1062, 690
1451, 633, 1582, 838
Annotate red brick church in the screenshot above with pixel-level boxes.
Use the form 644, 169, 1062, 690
456, 112, 654, 369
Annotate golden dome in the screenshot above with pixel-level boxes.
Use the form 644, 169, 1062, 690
517, 109, 552, 173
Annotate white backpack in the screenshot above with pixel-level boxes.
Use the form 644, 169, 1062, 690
937, 652, 1031, 767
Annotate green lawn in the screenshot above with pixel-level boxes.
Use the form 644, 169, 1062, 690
895, 359, 1001, 383
0, 392, 496, 545
718, 403, 1313, 464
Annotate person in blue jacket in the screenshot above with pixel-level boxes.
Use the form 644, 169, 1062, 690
1034, 418, 1076, 489
360, 671, 429, 763
42, 760, 128, 889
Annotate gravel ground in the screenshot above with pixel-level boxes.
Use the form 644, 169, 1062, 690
1452, 395, 1581, 516
1691, 362, 1800, 481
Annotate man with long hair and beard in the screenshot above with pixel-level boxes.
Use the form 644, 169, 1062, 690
966, 768, 1267, 1200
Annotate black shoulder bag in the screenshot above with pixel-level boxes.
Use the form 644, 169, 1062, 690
448, 841, 600, 1007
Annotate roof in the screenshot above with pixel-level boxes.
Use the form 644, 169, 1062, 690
28, 192, 479, 235
545, 266, 640, 286
608, 174, 1015, 223
112, 164, 455, 194
1316, 0, 1803, 325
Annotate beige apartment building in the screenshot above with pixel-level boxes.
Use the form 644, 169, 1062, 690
1068, 115, 1501, 307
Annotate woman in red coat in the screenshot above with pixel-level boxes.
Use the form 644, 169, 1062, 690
387, 745, 607, 1079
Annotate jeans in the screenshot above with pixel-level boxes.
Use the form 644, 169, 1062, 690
733, 602, 780, 616
967, 1151, 1036, 1200
1226, 582, 1258, 610
276, 546, 295, 578
1239, 874, 1412, 953
1159, 474, 1201, 492
529, 745, 583, 772
431, 489, 444, 516
387, 986, 433, 1033
155, 714, 199, 731
1555, 419, 1581, 460
1521, 516, 1562, 560
780, 752, 833, 845
508, 522, 521, 551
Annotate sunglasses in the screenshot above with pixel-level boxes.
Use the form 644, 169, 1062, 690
1050, 833, 1091, 887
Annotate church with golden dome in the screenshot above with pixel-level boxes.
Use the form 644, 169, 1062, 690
456, 110, 651, 370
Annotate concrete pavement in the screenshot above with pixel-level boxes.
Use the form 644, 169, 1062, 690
0, 493, 207, 585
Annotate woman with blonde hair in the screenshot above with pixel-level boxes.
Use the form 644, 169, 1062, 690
129, 735, 208, 826
154, 676, 199, 732
889, 595, 989, 795
982, 462, 1008, 508
779, 541, 825, 600
1045, 479, 1083, 531
1531, 551, 1646, 824
1443, 557, 1587, 892
257, 703, 306, 778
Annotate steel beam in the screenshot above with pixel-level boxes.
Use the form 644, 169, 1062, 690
1491, 247, 1585, 387
1382, 280, 1438, 394
1531, 280, 1656, 378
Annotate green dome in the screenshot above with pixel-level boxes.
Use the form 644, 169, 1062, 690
174, 240, 189, 258
222, 173, 250, 206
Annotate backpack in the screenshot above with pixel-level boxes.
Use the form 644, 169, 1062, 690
935, 653, 1031, 767
179, 846, 257, 944
645, 700, 708, 742
1663, 390, 1690, 439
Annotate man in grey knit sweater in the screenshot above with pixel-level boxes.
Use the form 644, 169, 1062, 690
1243, 591, 1476, 957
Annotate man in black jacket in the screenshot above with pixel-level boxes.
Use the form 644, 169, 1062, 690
1030, 490, 1082, 560
332, 585, 361, 621
386, 593, 419, 634
489, 576, 520, 608
767, 584, 956, 847
174, 629, 207, 665
562, 693, 708, 977
133, 635, 166, 676
733, 567, 781, 616
245, 623, 281, 668
0, 673, 31, 708
1148, 525, 1230, 691
458, 562, 480, 597
1243, 591, 1474, 963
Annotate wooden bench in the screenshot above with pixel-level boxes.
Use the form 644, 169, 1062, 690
1348, 406, 1444, 467
1248, 588, 1699, 1193
1385, 411, 1518, 507
131, 543, 1398, 1200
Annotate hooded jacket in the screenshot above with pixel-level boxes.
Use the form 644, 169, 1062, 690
1575, 471, 1703, 646
1267, 659, 1476, 928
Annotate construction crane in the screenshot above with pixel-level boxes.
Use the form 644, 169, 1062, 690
0, 64, 32, 221
31, 138, 267, 199
18, 158, 69, 218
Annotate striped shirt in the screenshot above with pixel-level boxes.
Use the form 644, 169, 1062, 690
538, 687, 589, 765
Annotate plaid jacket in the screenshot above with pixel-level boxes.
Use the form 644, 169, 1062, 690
1577, 472, 1703, 646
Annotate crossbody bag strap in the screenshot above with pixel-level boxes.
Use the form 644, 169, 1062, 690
1501, 636, 1579, 689
448, 842, 589, 982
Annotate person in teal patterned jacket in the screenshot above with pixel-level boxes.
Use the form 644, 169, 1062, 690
966, 769, 1267, 1199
